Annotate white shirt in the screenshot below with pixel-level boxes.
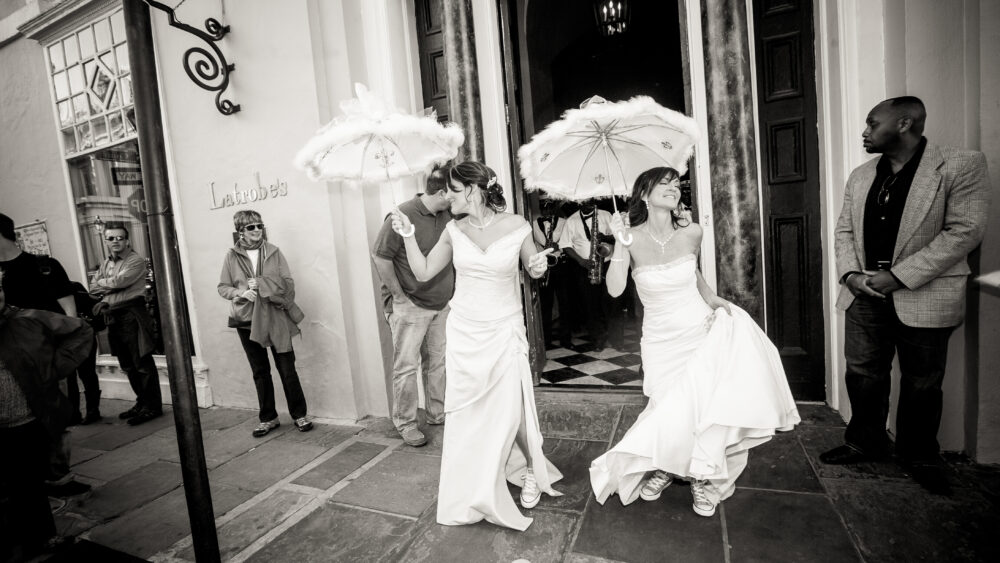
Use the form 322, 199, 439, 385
558, 209, 612, 260
246, 248, 260, 274
532, 216, 566, 248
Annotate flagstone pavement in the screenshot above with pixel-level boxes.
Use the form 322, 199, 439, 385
41, 393, 1000, 562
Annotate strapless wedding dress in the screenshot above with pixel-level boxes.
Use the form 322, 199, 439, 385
436, 221, 563, 531
590, 254, 800, 505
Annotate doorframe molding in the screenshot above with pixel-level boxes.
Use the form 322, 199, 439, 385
683, 0, 718, 290
743, 0, 767, 328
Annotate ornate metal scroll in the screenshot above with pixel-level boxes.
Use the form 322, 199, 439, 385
144, 0, 240, 115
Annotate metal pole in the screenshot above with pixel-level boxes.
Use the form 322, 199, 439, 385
121, 1, 221, 561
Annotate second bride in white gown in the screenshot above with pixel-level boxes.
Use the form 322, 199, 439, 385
589, 166, 800, 517
391, 161, 563, 531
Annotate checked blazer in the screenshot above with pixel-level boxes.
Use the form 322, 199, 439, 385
835, 143, 992, 328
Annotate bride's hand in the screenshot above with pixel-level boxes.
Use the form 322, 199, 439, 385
527, 248, 554, 279
707, 295, 732, 315
610, 212, 632, 246
390, 208, 415, 238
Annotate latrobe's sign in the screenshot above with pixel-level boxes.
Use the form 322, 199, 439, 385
209, 172, 289, 210
15, 220, 51, 256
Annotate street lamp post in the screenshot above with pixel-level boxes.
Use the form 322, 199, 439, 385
121, 1, 221, 561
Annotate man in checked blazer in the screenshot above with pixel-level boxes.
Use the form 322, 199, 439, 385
820, 96, 991, 495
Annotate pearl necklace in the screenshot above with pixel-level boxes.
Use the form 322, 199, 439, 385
645, 226, 677, 254
469, 211, 496, 230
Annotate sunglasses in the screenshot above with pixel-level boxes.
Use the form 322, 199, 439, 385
876, 175, 897, 207
242, 223, 265, 232
105, 235, 127, 242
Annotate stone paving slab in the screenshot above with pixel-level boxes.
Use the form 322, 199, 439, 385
538, 402, 622, 442
796, 425, 911, 482
293, 441, 388, 490
155, 406, 256, 436
74, 409, 176, 451
275, 421, 363, 450
333, 450, 440, 517
86, 481, 255, 559
573, 481, 726, 562
611, 404, 645, 446
70, 446, 106, 467
823, 476, 1000, 563
209, 438, 326, 493
71, 460, 183, 521
73, 432, 178, 482
357, 412, 445, 456
398, 505, 578, 563
245, 500, 414, 563
724, 489, 861, 562
179, 488, 314, 561
506, 438, 609, 513
739, 432, 824, 493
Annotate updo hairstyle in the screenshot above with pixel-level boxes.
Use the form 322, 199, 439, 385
449, 161, 507, 213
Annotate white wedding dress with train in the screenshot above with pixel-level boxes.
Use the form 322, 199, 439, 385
436, 221, 563, 531
590, 254, 800, 506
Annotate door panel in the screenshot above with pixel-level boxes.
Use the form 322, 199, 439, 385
753, 0, 825, 399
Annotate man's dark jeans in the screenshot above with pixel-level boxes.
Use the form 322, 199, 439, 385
108, 308, 162, 413
844, 295, 955, 462
237, 328, 307, 422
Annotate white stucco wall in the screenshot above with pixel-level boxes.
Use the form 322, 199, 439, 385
0, 34, 85, 279
149, 0, 421, 422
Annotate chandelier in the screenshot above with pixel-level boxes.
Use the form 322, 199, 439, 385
594, 0, 630, 37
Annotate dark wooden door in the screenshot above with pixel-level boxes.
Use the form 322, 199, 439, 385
752, 0, 824, 399
413, 0, 450, 121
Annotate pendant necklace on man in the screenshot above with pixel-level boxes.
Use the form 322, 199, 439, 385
470, 211, 496, 230
646, 227, 677, 254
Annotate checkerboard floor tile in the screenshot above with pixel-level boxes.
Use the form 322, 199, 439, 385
540, 324, 644, 388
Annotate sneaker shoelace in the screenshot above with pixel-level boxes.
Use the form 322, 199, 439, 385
521, 469, 540, 499
691, 481, 713, 509
643, 470, 671, 494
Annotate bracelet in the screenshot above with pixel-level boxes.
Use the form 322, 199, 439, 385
398, 224, 415, 238
609, 257, 626, 262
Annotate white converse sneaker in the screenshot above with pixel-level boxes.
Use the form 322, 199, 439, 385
690, 480, 717, 517
639, 470, 673, 501
520, 467, 541, 509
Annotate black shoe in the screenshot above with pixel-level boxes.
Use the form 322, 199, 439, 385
82, 411, 103, 425
126, 408, 163, 426
118, 405, 142, 420
68, 411, 84, 426
906, 462, 952, 496
46, 480, 92, 498
819, 444, 873, 465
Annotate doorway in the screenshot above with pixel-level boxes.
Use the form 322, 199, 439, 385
499, 0, 691, 388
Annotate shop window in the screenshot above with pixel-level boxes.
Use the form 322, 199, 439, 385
47, 8, 134, 158
47, 8, 187, 357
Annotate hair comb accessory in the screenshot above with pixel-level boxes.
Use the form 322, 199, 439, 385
487, 176, 497, 188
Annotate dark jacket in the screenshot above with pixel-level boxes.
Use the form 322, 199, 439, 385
0, 306, 94, 437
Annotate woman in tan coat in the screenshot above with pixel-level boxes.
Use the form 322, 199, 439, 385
218, 210, 312, 437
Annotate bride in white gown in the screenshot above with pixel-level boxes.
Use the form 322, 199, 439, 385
391, 161, 563, 531
589, 167, 800, 517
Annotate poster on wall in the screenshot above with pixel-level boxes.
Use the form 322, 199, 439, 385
15, 219, 51, 256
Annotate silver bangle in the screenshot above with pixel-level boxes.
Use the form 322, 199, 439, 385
609, 257, 626, 263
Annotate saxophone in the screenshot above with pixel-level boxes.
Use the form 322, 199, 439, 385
541, 216, 558, 287
588, 210, 614, 285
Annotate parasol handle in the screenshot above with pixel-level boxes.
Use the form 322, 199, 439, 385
602, 140, 632, 246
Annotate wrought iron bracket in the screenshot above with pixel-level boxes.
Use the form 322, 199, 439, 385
144, 0, 240, 115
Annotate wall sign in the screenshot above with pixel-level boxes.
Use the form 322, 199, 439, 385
14, 220, 51, 256
209, 171, 289, 210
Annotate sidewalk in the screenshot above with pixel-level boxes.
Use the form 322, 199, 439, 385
48, 393, 999, 562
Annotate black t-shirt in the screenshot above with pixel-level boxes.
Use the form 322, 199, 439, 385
0, 251, 74, 313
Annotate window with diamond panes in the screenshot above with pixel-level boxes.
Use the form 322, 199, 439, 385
48, 8, 135, 156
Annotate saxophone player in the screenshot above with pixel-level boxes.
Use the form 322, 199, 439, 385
558, 200, 624, 352
532, 200, 571, 350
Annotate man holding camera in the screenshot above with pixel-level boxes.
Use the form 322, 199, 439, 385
559, 200, 623, 352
